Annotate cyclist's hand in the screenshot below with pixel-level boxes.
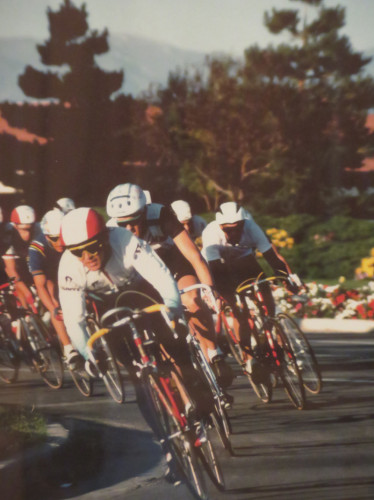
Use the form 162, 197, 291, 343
202, 285, 220, 313
286, 273, 302, 295
53, 307, 64, 321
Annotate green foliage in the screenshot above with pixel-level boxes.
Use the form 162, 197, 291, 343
0, 406, 47, 459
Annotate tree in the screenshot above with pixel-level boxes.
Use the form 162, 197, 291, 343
150, 0, 374, 215
19, 0, 123, 107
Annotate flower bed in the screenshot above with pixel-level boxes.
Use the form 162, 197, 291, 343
274, 281, 374, 320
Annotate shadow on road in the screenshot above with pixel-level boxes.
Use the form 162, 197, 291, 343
0, 417, 163, 500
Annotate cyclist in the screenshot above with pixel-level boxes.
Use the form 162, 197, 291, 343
54, 197, 75, 215
2, 205, 41, 310
202, 201, 301, 380
171, 200, 207, 245
28, 209, 80, 368
106, 184, 233, 393
58, 207, 213, 405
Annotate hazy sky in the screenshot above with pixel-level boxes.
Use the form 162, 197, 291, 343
1, 0, 373, 55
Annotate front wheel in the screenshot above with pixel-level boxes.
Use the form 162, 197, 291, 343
0, 328, 19, 384
87, 317, 124, 404
271, 320, 306, 410
277, 313, 322, 394
27, 315, 64, 389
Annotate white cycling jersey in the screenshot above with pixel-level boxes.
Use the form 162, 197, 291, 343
201, 218, 271, 263
58, 226, 181, 359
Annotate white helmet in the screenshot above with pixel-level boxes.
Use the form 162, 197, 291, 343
10, 205, 35, 225
60, 207, 106, 247
143, 190, 152, 204
106, 183, 147, 220
55, 197, 75, 214
41, 210, 65, 236
216, 202, 246, 225
171, 200, 192, 222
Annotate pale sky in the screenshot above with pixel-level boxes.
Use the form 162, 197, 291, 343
0, 0, 373, 55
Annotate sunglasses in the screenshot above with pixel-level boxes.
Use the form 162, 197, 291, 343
68, 239, 104, 258
47, 235, 60, 242
117, 216, 142, 228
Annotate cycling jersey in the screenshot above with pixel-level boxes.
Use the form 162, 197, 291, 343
28, 232, 61, 282
58, 226, 182, 359
202, 218, 271, 263
2, 223, 41, 284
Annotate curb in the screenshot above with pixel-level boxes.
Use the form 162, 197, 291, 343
297, 318, 374, 334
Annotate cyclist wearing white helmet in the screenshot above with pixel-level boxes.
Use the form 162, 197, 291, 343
28, 210, 80, 368
202, 201, 301, 381
55, 197, 75, 215
106, 184, 234, 395
2, 205, 41, 309
171, 200, 207, 245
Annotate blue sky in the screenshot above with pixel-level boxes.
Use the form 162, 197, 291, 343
0, 0, 373, 55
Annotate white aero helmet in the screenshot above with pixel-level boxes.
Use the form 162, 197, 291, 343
41, 209, 65, 236
10, 205, 35, 225
60, 207, 106, 247
171, 200, 192, 223
216, 202, 246, 225
106, 183, 147, 221
55, 197, 75, 214
143, 190, 152, 204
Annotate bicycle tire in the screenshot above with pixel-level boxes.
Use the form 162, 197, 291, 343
0, 326, 19, 384
69, 366, 93, 397
197, 420, 225, 490
270, 319, 306, 410
210, 404, 233, 455
27, 314, 64, 389
277, 313, 322, 394
87, 317, 124, 404
220, 312, 272, 404
143, 369, 208, 500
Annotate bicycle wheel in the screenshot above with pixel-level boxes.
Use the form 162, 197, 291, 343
87, 317, 124, 404
0, 325, 19, 384
210, 403, 233, 455
197, 419, 225, 490
143, 369, 208, 500
69, 366, 93, 397
220, 313, 272, 403
27, 315, 64, 389
271, 319, 306, 410
277, 313, 322, 394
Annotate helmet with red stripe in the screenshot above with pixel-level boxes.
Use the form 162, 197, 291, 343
10, 205, 36, 225
41, 209, 65, 236
60, 207, 106, 247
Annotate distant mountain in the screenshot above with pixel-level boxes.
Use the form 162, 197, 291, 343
0, 33, 208, 102
0, 34, 373, 103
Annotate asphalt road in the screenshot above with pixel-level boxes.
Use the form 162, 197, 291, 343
1, 332, 373, 500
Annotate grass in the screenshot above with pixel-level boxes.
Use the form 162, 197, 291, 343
0, 405, 47, 460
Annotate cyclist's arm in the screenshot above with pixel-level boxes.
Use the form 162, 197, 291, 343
3, 256, 34, 308
33, 273, 59, 313
173, 230, 214, 287
262, 246, 291, 276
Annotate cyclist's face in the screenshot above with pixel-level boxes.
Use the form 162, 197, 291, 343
46, 235, 64, 253
220, 221, 244, 244
80, 248, 104, 271
117, 214, 145, 238
15, 224, 33, 242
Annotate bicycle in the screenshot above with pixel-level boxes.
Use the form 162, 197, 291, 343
0, 281, 64, 389
0, 295, 20, 383
234, 275, 307, 410
179, 283, 233, 455
88, 301, 225, 497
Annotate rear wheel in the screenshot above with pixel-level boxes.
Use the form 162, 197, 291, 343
27, 315, 64, 389
197, 419, 225, 490
271, 319, 306, 410
277, 313, 322, 394
69, 365, 93, 397
87, 317, 124, 404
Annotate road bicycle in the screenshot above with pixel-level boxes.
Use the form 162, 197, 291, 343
88, 300, 225, 498
0, 281, 63, 389
180, 283, 233, 455
218, 275, 306, 410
